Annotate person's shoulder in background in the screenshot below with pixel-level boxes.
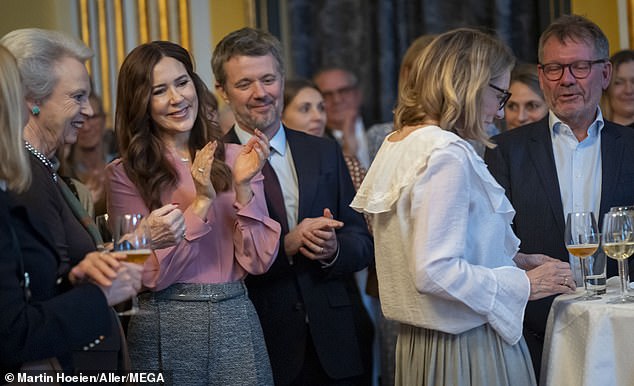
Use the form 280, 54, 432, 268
366, 122, 394, 162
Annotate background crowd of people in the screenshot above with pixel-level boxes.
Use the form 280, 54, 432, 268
2, 12, 634, 386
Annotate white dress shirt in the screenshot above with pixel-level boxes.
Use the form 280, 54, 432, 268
550, 109, 603, 283
234, 124, 299, 230
351, 125, 529, 345
330, 116, 371, 169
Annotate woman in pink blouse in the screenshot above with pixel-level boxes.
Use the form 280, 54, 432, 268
106, 41, 280, 385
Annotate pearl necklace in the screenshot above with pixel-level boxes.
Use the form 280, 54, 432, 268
25, 141, 58, 182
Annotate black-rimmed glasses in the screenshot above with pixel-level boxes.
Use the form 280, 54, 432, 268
321, 85, 357, 101
539, 59, 607, 81
488, 83, 512, 110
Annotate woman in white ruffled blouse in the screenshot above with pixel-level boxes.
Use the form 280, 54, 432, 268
351, 28, 575, 386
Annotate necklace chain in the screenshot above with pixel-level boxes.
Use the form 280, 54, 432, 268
25, 141, 58, 182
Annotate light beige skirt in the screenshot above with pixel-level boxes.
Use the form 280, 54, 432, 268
395, 323, 536, 386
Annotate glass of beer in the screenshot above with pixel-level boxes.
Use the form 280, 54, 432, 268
114, 213, 151, 315
565, 212, 600, 301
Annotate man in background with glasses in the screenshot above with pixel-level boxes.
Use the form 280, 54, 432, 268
485, 14, 634, 381
313, 67, 371, 169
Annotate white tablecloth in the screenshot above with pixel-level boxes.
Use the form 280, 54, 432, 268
541, 278, 634, 386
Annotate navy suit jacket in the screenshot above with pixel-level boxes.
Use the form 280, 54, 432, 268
0, 189, 111, 373
484, 117, 634, 340
225, 126, 373, 384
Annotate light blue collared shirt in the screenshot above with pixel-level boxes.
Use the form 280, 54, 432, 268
234, 123, 299, 230
550, 108, 603, 283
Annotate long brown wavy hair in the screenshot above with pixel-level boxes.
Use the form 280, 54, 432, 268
116, 41, 232, 210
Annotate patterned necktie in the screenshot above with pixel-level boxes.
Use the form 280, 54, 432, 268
261, 159, 289, 235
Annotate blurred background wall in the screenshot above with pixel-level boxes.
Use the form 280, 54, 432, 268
0, 0, 631, 127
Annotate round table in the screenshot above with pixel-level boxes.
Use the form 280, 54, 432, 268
540, 278, 634, 386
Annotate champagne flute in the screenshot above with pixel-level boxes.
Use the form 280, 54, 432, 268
565, 212, 600, 301
114, 213, 152, 315
601, 211, 634, 303
95, 214, 113, 251
609, 206, 634, 291
609, 205, 634, 213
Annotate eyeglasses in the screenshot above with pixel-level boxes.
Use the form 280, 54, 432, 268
539, 59, 607, 81
320, 85, 357, 101
488, 83, 512, 110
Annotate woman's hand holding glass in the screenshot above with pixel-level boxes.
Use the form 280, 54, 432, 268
601, 210, 634, 303
69, 251, 143, 306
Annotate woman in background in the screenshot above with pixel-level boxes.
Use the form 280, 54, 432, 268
0, 42, 140, 376
282, 78, 327, 137
61, 92, 115, 217
107, 41, 280, 385
503, 63, 548, 130
283, 78, 367, 190
602, 49, 634, 127
352, 28, 574, 386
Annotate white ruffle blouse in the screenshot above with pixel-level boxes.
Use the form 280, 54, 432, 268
351, 125, 530, 345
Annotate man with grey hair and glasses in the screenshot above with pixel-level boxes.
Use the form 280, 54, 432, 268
313, 66, 371, 169
485, 14, 634, 380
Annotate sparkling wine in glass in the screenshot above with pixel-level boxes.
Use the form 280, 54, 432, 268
601, 211, 634, 303
565, 212, 600, 301
609, 206, 634, 290
114, 213, 152, 315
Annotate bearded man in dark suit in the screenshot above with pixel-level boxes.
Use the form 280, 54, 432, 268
212, 27, 374, 385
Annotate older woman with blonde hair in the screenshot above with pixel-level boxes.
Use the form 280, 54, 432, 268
352, 28, 575, 386
0, 47, 30, 192
0, 43, 141, 376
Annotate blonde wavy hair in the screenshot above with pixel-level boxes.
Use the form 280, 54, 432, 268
394, 28, 515, 148
0, 44, 30, 192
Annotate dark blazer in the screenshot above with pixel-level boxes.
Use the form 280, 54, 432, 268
0, 188, 111, 374
484, 117, 634, 374
225, 127, 374, 384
